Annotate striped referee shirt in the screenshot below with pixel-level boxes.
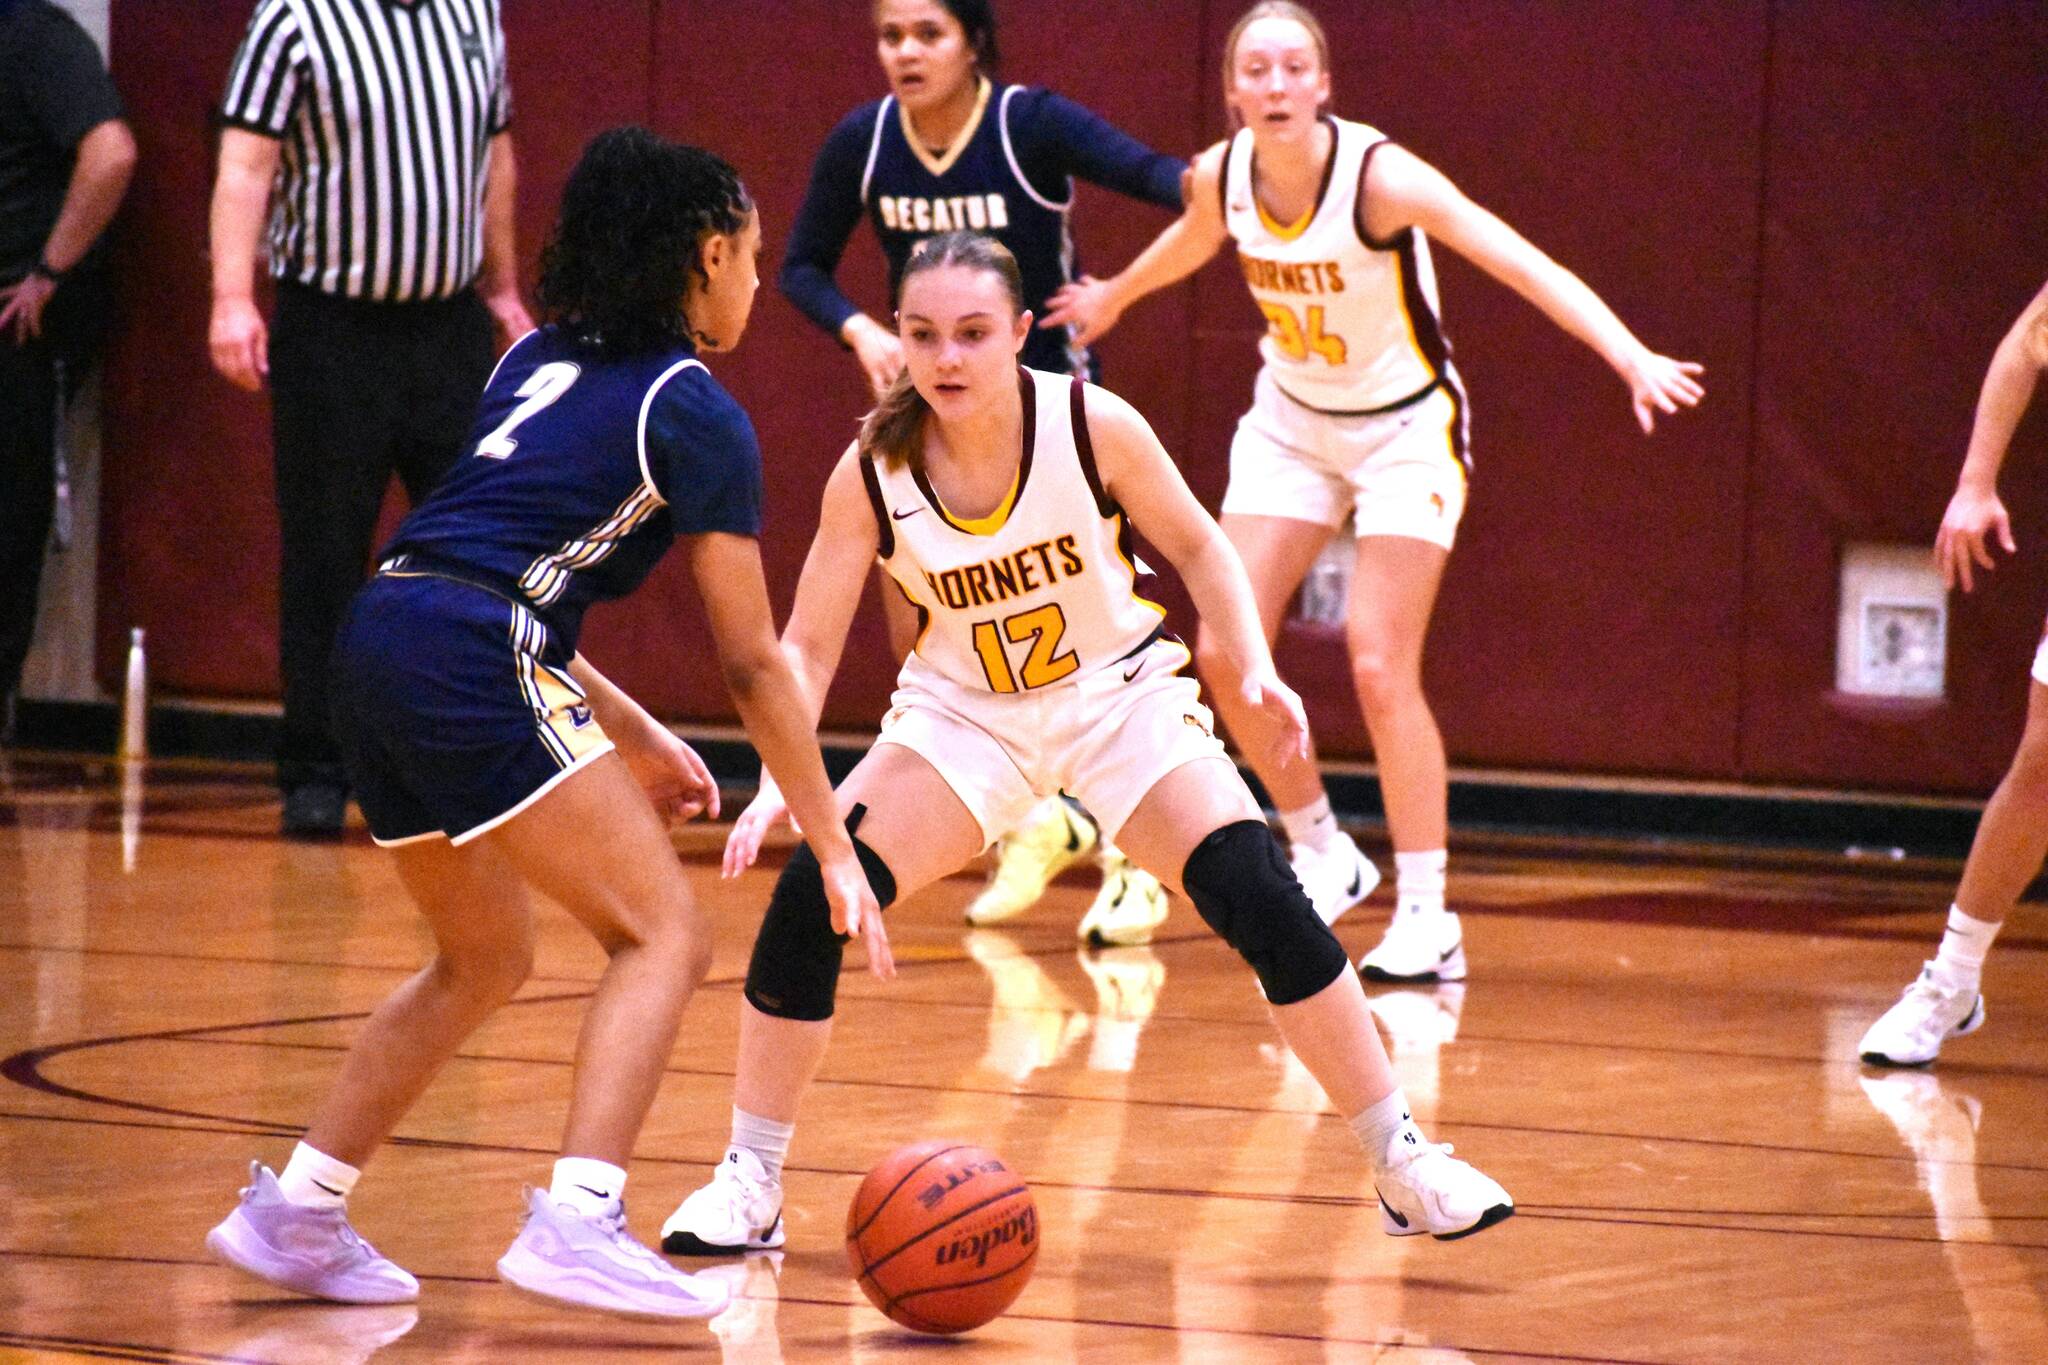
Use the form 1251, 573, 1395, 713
220, 0, 510, 302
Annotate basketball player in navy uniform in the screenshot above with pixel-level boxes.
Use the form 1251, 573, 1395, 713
782, 0, 1190, 945
661, 232, 1512, 1259
205, 129, 882, 1322
1046, 2, 1704, 978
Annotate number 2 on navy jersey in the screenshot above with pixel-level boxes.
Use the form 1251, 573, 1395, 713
973, 603, 1079, 693
476, 362, 581, 459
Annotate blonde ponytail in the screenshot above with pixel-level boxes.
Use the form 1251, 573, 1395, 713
857, 366, 931, 471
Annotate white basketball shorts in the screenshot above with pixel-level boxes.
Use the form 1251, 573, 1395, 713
875, 636, 1228, 850
1220, 367, 1470, 550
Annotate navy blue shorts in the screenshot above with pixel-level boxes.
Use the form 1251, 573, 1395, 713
333, 571, 613, 846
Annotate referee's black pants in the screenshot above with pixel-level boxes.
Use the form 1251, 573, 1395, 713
269, 282, 493, 792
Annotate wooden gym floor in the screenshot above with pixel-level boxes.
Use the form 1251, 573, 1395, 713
2, 751, 2044, 1362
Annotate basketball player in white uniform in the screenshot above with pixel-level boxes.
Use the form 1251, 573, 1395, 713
1857, 277, 2048, 1067
1045, 1, 1704, 982
660, 232, 1513, 1259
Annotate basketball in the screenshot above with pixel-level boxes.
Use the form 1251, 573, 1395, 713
844, 1140, 1039, 1334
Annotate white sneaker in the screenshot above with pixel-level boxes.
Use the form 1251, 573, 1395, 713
1077, 849, 1169, 947
966, 798, 1098, 925
661, 1150, 786, 1256
1374, 1123, 1513, 1240
1290, 831, 1380, 926
1857, 962, 1985, 1067
496, 1188, 731, 1321
1358, 907, 1466, 983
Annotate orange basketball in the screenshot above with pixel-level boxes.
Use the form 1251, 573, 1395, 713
844, 1140, 1038, 1335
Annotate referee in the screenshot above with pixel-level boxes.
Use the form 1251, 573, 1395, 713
208, 0, 533, 837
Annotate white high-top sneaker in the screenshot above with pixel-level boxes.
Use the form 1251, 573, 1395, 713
661, 1150, 786, 1256
1289, 830, 1380, 926
1857, 961, 1985, 1067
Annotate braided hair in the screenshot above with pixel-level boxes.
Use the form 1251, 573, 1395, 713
537, 127, 753, 358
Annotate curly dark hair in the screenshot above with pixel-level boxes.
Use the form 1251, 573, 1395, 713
536, 127, 752, 358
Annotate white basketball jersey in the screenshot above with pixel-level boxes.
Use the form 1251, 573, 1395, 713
1223, 117, 1450, 412
863, 369, 1165, 694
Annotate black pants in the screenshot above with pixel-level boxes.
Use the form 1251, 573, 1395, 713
269, 283, 493, 790
0, 272, 107, 707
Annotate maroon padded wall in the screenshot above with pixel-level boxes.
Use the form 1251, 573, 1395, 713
1741, 3, 2048, 790
97, 2, 2048, 795
1189, 1, 1768, 775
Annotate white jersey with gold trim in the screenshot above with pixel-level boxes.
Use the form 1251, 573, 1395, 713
1223, 116, 1452, 412
862, 368, 1165, 695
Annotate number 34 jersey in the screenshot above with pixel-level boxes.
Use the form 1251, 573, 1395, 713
862, 368, 1166, 696
1224, 116, 1452, 413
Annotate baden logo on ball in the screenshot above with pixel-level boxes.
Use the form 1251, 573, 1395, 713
844, 1140, 1038, 1335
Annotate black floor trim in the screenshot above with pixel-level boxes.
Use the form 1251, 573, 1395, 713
8, 698, 1987, 856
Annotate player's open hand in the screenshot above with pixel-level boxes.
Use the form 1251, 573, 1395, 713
627, 730, 720, 824
1040, 276, 1124, 348
1243, 668, 1310, 766
1935, 481, 2015, 593
823, 849, 893, 980
0, 271, 56, 344
722, 775, 793, 878
844, 313, 906, 399
1623, 350, 1704, 433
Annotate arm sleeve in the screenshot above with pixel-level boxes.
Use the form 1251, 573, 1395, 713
1011, 89, 1186, 211
645, 374, 765, 538
487, 5, 512, 133
19, 8, 123, 150
219, 0, 302, 138
777, 107, 879, 341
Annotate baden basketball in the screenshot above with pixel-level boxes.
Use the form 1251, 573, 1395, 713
844, 1140, 1038, 1334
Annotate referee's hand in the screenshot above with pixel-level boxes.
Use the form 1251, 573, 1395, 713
209, 295, 268, 391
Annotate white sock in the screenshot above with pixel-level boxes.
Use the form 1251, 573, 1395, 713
1280, 796, 1339, 855
550, 1156, 627, 1217
1932, 905, 2000, 989
1394, 849, 1449, 916
730, 1106, 795, 1183
277, 1141, 359, 1209
1348, 1087, 1421, 1169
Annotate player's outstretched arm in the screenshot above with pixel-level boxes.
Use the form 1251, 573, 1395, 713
712, 450, 879, 888
1040, 142, 1231, 347
1087, 385, 1308, 766
566, 654, 718, 823
1366, 143, 1704, 434
690, 525, 885, 963
1938, 278, 2048, 592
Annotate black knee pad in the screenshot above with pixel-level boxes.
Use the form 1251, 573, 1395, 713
1182, 819, 1348, 1006
743, 805, 897, 1022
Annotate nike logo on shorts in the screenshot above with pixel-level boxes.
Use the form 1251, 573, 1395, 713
892, 506, 925, 520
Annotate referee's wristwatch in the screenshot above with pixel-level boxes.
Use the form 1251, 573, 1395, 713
29, 255, 67, 283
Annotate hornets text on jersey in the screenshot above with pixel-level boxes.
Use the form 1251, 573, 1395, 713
861, 367, 1164, 694
1223, 116, 1461, 420
379, 327, 763, 653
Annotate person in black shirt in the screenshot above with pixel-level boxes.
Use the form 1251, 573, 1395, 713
0, 0, 135, 742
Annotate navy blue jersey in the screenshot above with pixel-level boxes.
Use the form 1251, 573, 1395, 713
382, 326, 762, 653
781, 81, 1183, 376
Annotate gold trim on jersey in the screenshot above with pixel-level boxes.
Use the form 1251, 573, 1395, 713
1256, 199, 1314, 242
901, 76, 992, 178
518, 485, 661, 607
929, 462, 1021, 536
1109, 512, 1168, 621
